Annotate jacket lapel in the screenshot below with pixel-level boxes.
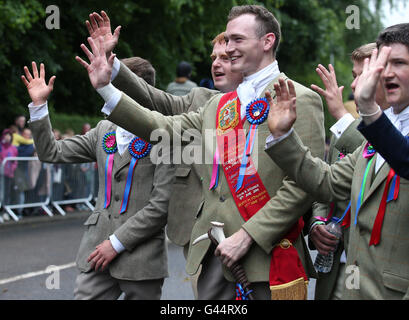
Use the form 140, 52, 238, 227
114, 148, 132, 176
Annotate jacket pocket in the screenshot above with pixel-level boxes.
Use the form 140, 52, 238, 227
195, 200, 205, 219
83, 211, 100, 226
174, 166, 191, 184
383, 271, 409, 294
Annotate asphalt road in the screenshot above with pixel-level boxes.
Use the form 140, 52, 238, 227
0, 214, 315, 300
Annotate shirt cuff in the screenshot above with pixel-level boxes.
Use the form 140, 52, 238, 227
98, 83, 122, 116
28, 101, 49, 122
109, 234, 126, 254
111, 57, 120, 81
330, 113, 355, 138
264, 128, 294, 149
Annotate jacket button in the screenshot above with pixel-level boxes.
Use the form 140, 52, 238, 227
219, 195, 225, 202
115, 176, 121, 182
115, 195, 120, 201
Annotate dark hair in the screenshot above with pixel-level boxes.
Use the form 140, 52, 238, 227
176, 61, 192, 78
228, 5, 281, 56
121, 57, 156, 86
376, 23, 409, 52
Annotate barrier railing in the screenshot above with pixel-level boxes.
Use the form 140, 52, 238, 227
0, 157, 96, 222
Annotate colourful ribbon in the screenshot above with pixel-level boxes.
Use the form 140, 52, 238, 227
102, 131, 118, 209
355, 157, 374, 225
119, 157, 138, 214
235, 283, 252, 300
369, 168, 399, 246
209, 146, 220, 190
104, 153, 115, 209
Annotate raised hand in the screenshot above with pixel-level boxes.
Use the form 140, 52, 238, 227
355, 46, 391, 117
86, 10, 121, 59
311, 64, 347, 120
267, 78, 297, 138
21, 62, 56, 106
76, 36, 116, 89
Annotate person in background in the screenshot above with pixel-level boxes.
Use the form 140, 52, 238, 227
166, 61, 197, 96
11, 115, 34, 147
0, 129, 18, 221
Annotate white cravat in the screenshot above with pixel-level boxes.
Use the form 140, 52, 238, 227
116, 126, 135, 156
375, 106, 409, 173
236, 61, 280, 119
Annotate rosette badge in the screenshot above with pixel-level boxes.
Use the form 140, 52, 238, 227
246, 98, 270, 125
102, 131, 118, 154
129, 137, 152, 159
362, 142, 375, 159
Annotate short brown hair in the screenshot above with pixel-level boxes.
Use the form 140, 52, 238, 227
351, 43, 377, 62
227, 5, 281, 56
121, 57, 156, 86
212, 32, 226, 45
376, 23, 409, 52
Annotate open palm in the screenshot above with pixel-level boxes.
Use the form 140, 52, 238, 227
21, 62, 56, 106
86, 11, 121, 58
267, 78, 297, 137
76, 37, 116, 89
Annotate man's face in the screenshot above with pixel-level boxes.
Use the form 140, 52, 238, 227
225, 14, 266, 76
351, 59, 388, 110
211, 42, 243, 93
381, 43, 409, 111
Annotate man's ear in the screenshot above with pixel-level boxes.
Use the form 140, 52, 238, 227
263, 33, 276, 53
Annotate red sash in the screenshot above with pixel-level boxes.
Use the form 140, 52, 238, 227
214, 91, 308, 299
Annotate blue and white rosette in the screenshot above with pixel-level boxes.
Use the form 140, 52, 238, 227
119, 137, 152, 214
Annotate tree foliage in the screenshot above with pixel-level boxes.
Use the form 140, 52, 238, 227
0, 0, 396, 133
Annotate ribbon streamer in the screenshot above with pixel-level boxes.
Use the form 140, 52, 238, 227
209, 147, 220, 190
355, 157, 374, 225
119, 157, 138, 214
369, 168, 399, 246
104, 153, 115, 208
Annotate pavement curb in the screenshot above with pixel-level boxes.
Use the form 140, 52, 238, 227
0, 211, 90, 230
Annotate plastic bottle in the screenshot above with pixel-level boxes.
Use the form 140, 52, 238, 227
313, 216, 342, 273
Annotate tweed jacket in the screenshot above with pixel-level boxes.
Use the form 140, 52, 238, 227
106, 72, 325, 283
30, 116, 174, 281
312, 119, 364, 299
266, 130, 409, 299
113, 62, 217, 246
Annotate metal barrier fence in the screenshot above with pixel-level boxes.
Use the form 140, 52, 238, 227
0, 157, 96, 222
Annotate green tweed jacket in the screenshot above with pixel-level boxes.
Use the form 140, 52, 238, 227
312, 119, 364, 299
266, 130, 409, 299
